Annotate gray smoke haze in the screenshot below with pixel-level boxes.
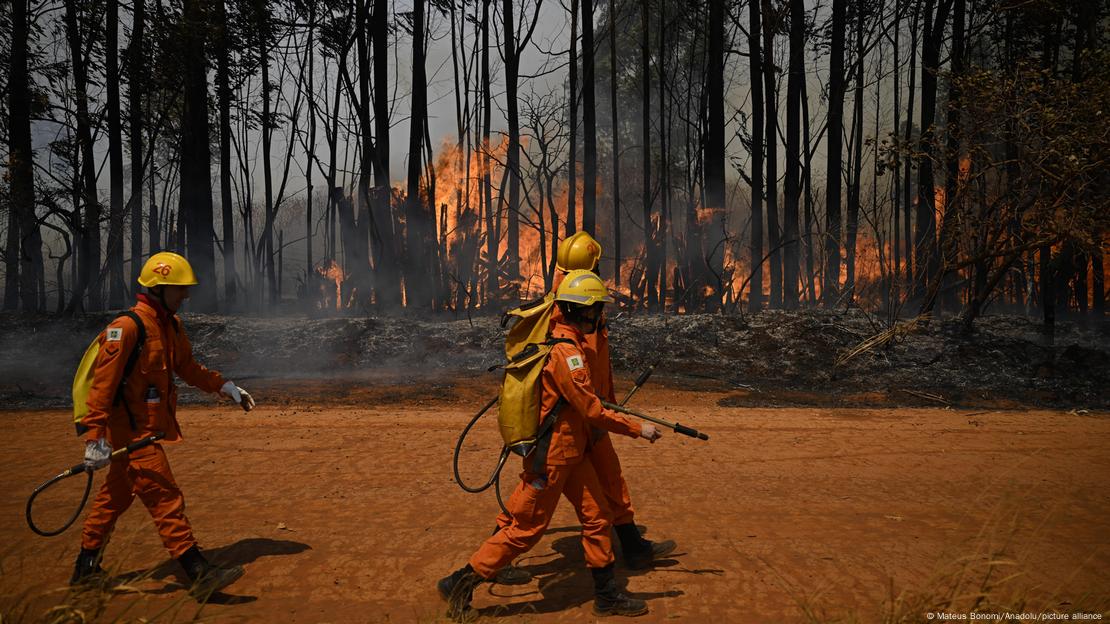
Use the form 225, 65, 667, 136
2, 310, 1108, 412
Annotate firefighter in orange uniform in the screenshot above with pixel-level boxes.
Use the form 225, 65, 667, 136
438, 271, 664, 620
553, 232, 677, 568
70, 251, 255, 599
493, 232, 675, 577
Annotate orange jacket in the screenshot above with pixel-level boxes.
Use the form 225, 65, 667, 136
538, 320, 640, 465
83, 295, 225, 446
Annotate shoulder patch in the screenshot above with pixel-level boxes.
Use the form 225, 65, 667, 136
566, 354, 585, 371
106, 328, 123, 342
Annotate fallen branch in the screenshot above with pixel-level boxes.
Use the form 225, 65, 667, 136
897, 388, 950, 405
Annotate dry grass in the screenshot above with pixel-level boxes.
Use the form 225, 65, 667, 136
0, 531, 210, 624
775, 496, 1110, 624
835, 314, 929, 368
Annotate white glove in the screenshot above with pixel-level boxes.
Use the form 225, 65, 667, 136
640, 423, 663, 443
220, 381, 255, 412
84, 438, 113, 470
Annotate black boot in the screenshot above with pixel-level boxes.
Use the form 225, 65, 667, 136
615, 523, 676, 570
493, 564, 532, 585
69, 547, 107, 586
591, 564, 648, 617
436, 564, 484, 622
177, 545, 244, 600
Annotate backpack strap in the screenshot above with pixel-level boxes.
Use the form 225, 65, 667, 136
114, 311, 146, 431
526, 339, 578, 473
530, 399, 564, 475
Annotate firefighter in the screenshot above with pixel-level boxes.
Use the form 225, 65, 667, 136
438, 271, 664, 620
70, 251, 255, 599
495, 232, 675, 574
554, 232, 677, 568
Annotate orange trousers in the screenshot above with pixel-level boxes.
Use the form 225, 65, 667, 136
80, 444, 196, 559
495, 434, 635, 532
471, 459, 614, 579
588, 433, 635, 526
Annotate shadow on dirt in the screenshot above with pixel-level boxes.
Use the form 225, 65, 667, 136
116, 537, 310, 603
478, 525, 697, 617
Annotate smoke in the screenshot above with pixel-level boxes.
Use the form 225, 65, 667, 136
0, 312, 509, 410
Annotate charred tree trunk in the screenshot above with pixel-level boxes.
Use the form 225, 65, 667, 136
933, 0, 965, 316
215, 0, 237, 305
9, 0, 42, 311
256, 2, 277, 304
448, 0, 474, 311
748, 0, 765, 312
567, 0, 579, 236
305, 3, 316, 284
504, 0, 522, 275
107, 0, 126, 308
844, 8, 864, 300
147, 90, 159, 267
128, 0, 146, 294
762, 0, 781, 308
581, 0, 597, 235
64, 0, 101, 312
610, 0, 622, 285
802, 68, 815, 306
783, 0, 804, 310
640, 0, 656, 309
406, 0, 431, 309
356, 0, 374, 303
1094, 246, 1105, 321
180, 0, 216, 310
481, 0, 496, 300
657, 0, 668, 307
914, 0, 951, 304
823, 0, 846, 308
891, 0, 901, 306
1041, 244, 1054, 339
903, 1, 919, 294
372, 0, 400, 308
705, 0, 727, 310
4, 199, 17, 310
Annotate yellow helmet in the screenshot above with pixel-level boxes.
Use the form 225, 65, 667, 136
138, 251, 198, 287
556, 231, 602, 272
555, 269, 614, 306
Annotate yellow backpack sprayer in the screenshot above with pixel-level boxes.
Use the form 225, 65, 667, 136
26, 312, 159, 537
452, 295, 709, 514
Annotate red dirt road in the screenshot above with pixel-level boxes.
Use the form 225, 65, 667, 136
2, 382, 1109, 623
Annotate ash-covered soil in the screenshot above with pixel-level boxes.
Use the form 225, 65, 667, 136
1, 309, 1106, 411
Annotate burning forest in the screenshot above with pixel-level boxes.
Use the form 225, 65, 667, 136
1, 0, 1105, 333
1, 0, 1109, 622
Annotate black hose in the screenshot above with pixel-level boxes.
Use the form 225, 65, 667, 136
450, 397, 510, 515
26, 432, 165, 537
494, 468, 510, 516
456, 357, 663, 517
26, 466, 93, 537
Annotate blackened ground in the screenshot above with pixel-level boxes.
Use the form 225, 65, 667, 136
1, 310, 1106, 411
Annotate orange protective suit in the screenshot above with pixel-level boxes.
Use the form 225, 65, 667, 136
553, 271, 637, 525
469, 321, 641, 578
80, 295, 226, 558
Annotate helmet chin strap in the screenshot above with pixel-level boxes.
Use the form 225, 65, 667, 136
149, 286, 170, 312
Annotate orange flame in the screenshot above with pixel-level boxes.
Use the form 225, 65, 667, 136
315, 259, 346, 311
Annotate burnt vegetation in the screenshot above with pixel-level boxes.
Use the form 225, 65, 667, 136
0, 0, 1106, 338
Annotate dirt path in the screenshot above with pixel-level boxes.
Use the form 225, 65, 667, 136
2, 383, 1109, 623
